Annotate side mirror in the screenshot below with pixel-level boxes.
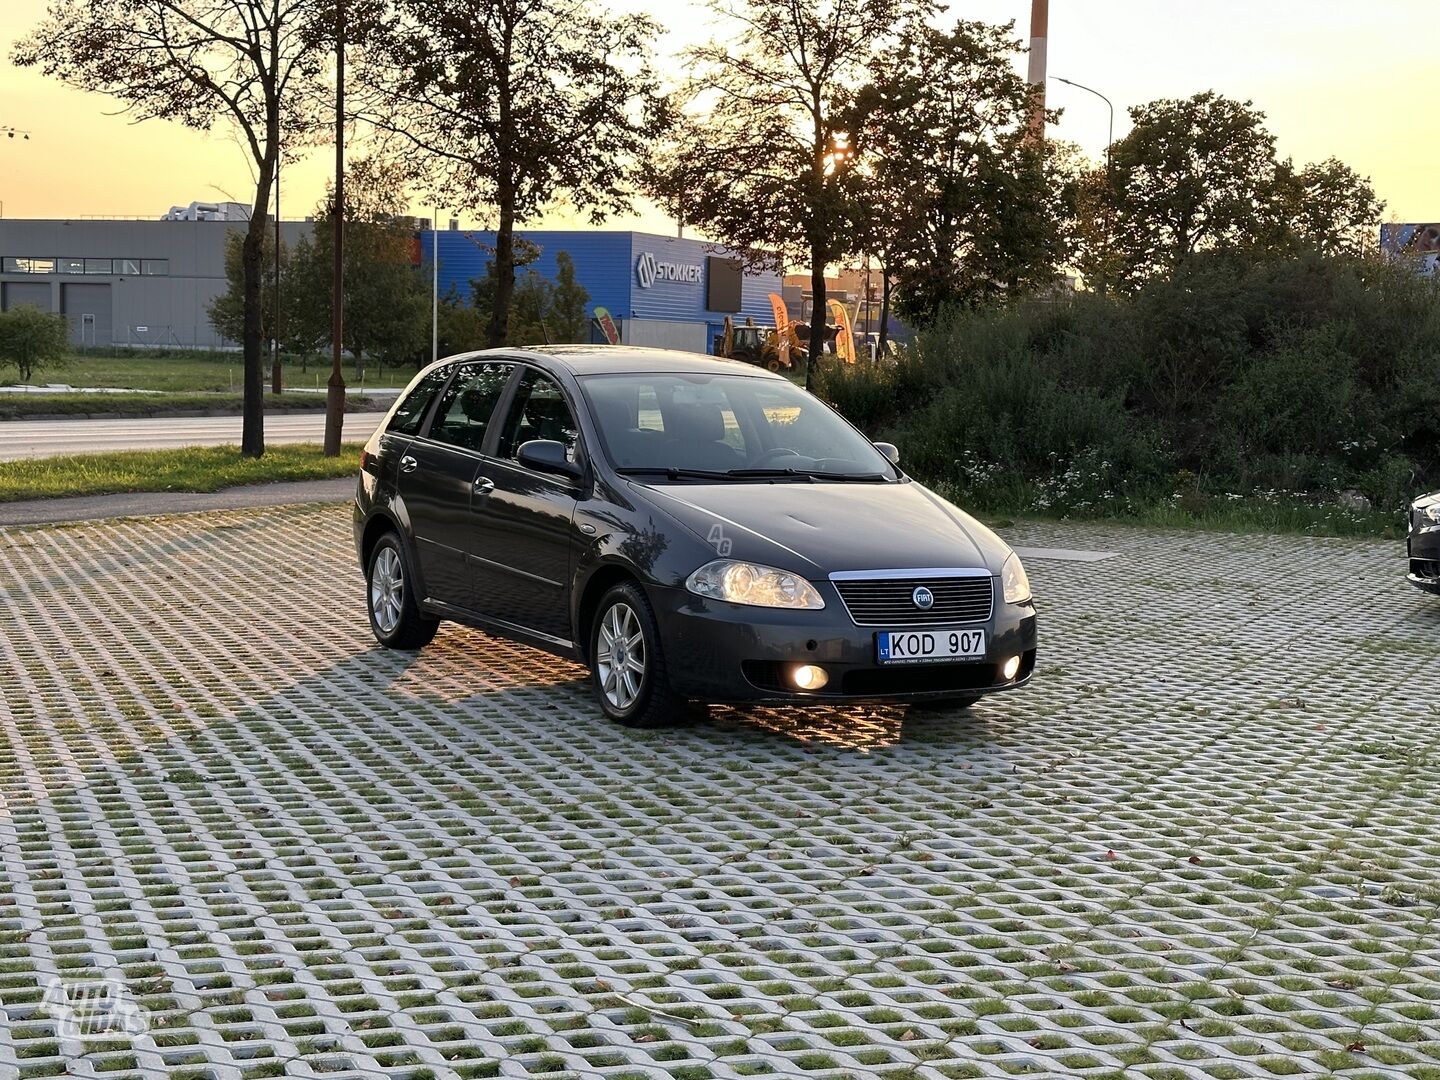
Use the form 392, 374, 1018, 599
874, 441, 900, 466
517, 439, 584, 482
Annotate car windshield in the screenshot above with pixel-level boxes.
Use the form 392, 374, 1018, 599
579, 372, 895, 480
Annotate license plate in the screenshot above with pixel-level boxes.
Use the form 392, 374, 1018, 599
877, 628, 986, 665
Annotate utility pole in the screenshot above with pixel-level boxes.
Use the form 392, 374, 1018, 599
323, 0, 346, 456
1026, 0, 1049, 141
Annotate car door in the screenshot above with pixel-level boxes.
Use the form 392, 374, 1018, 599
395, 360, 514, 607
468, 366, 582, 641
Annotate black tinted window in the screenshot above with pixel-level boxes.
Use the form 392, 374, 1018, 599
496, 370, 579, 462
387, 367, 450, 436
429, 362, 513, 451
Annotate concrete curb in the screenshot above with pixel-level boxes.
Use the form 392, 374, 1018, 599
0, 476, 355, 527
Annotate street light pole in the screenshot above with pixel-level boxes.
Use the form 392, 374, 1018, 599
432, 208, 439, 365
1053, 75, 1116, 292
1052, 76, 1114, 175
271, 132, 282, 394
323, 0, 346, 456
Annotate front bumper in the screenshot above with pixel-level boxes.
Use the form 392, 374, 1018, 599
651, 583, 1038, 704
1407, 513, 1440, 594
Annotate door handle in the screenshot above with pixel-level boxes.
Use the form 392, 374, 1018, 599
400, 455, 419, 473
474, 476, 495, 495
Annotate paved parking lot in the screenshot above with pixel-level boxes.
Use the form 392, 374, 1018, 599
1, 504, 1438, 1080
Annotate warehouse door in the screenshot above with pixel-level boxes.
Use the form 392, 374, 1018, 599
61, 283, 112, 346
2, 282, 53, 311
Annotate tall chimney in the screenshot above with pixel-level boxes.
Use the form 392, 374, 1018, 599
1026, 0, 1049, 140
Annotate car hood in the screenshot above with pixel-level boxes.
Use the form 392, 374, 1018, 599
635, 478, 1011, 577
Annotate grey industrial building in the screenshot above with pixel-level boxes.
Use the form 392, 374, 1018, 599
0, 217, 311, 349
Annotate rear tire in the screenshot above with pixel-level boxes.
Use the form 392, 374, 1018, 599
366, 532, 439, 650
590, 581, 689, 727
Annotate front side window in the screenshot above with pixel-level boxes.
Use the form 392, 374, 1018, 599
386, 366, 452, 437
428, 362, 514, 451
496, 369, 579, 463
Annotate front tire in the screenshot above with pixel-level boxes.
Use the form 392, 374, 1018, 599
590, 582, 688, 727
366, 533, 439, 650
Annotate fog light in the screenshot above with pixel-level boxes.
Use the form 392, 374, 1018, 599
792, 664, 828, 691
1002, 655, 1021, 681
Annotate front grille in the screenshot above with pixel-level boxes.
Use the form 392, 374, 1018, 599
841, 663, 998, 696
1412, 559, 1440, 580
832, 574, 994, 627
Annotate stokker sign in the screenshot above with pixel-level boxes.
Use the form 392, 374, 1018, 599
635, 250, 703, 289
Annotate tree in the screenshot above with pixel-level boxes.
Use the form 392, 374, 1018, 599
550, 252, 589, 343
355, 0, 664, 349
1104, 93, 1279, 288
285, 160, 430, 376
14, 0, 333, 457
1276, 158, 1384, 258
1089, 92, 1385, 289
853, 19, 1067, 323
0, 306, 69, 383
469, 244, 590, 345
436, 288, 487, 357
209, 229, 286, 349
649, 0, 927, 387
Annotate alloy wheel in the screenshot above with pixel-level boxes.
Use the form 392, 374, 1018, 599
596, 602, 646, 711
370, 547, 404, 635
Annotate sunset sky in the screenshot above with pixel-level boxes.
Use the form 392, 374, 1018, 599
0, 0, 1434, 234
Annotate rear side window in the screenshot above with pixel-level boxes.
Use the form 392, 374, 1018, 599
428, 362, 514, 451
387, 368, 450, 436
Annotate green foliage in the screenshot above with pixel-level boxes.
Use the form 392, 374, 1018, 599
209, 229, 283, 347
1084, 92, 1385, 291
436, 289, 487, 357
550, 252, 589, 342
356, 0, 663, 346
468, 246, 590, 346
283, 159, 431, 374
853, 20, 1072, 322
818, 250, 1440, 528
0, 305, 70, 382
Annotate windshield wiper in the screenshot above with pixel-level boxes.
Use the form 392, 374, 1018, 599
726, 468, 888, 482
615, 466, 736, 480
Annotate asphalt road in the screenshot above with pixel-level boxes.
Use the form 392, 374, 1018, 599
0, 411, 383, 461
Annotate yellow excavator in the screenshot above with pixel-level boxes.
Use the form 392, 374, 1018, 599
716, 316, 804, 371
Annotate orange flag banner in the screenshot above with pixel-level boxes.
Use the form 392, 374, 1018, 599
828, 299, 855, 364
768, 293, 791, 367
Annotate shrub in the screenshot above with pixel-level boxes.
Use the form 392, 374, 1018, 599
0, 304, 69, 382
817, 248, 1440, 526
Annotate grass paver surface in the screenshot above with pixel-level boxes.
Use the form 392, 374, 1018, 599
0, 505, 1436, 1079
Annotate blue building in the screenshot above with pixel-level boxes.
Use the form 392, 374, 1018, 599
420, 229, 784, 355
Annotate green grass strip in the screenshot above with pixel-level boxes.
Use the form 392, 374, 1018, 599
0, 443, 364, 502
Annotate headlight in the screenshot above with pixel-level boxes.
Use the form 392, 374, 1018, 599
1424, 505, 1440, 524
1001, 553, 1031, 605
685, 559, 825, 609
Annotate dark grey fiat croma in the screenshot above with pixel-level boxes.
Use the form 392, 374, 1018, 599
353, 346, 1037, 726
